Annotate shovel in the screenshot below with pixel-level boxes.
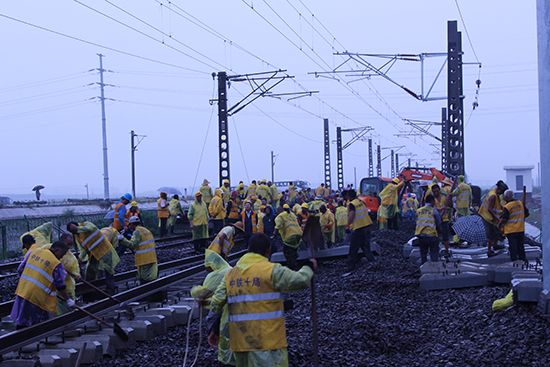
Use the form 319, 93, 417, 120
57, 296, 129, 341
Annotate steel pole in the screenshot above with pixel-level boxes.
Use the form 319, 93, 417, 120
98, 54, 110, 200
131, 130, 136, 199
537, 0, 550, 297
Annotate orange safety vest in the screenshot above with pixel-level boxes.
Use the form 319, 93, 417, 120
241, 211, 258, 233
134, 226, 158, 267
15, 248, 61, 313
112, 202, 126, 231
157, 198, 170, 219
226, 258, 286, 352
227, 199, 240, 219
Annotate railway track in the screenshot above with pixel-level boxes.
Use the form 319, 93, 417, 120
0, 247, 247, 360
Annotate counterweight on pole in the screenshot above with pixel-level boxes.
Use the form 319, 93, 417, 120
216, 72, 230, 187
98, 54, 110, 200
390, 150, 395, 177
376, 145, 382, 177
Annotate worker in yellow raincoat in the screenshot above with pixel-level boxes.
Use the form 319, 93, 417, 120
67, 221, 120, 294
209, 188, 226, 235
200, 179, 214, 206
209, 233, 315, 367
378, 177, 404, 230
121, 216, 158, 283
319, 204, 335, 247
191, 250, 234, 366
168, 195, 184, 234
20, 222, 52, 255
274, 204, 303, 270
335, 200, 348, 243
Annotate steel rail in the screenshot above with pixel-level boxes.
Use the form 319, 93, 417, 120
0, 249, 246, 355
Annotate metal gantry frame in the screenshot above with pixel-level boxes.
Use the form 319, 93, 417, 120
335, 126, 373, 190
376, 144, 382, 177
368, 138, 374, 177
212, 70, 314, 187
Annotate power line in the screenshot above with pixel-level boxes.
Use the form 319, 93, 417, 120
0, 100, 93, 121
0, 85, 94, 107
73, 0, 226, 71
192, 81, 217, 190
231, 116, 251, 182
0, 12, 209, 74
453, 0, 480, 63
100, 0, 230, 71
0, 71, 92, 94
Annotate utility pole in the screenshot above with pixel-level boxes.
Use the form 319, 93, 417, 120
323, 119, 331, 189
390, 150, 395, 177
130, 130, 146, 199
131, 131, 136, 199
368, 138, 373, 177
98, 54, 110, 200
536, 0, 550, 314
336, 127, 344, 190
441, 107, 448, 172
408, 158, 412, 168
376, 145, 382, 177
270, 150, 276, 182
84, 184, 89, 200
353, 167, 357, 191
216, 72, 230, 187
395, 153, 400, 175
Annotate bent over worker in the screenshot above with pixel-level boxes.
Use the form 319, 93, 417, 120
499, 190, 530, 262
208, 222, 245, 260
209, 233, 315, 367
191, 250, 234, 366
67, 221, 120, 294
121, 217, 158, 283
274, 204, 303, 270
11, 241, 74, 328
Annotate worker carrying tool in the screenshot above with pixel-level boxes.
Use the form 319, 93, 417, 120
346, 189, 375, 272
207, 222, 245, 260
452, 175, 472, 217
479, 180, 508, 257
378, 177, 405, 230
157, 192, 170, 237
209, 188, 226, 235
11, 241, 75, 328
415, 194, 442, 264
67, 221, 120, 294
319, 204, 335, 248
188, 192, 210, 253
121, 216, 158, 284
191, 250, 235, 366
208, 233, 316, 367
275, 204, 303, 270
113, 193, 132, 232
200, 179, 214, 206
168, 194, 184, 235
499, 189, 529, 262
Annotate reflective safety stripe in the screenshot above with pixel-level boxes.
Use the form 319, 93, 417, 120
507, 219, 522, 223
139, 239, 155, 246
229, 310, 284, 322
87, 234, 105, 253
135, 247, 156, 254
416, 220, 436, 228
20, 274, 56, 297
228, 292, 282, 304
509, 209, 524, 217
26, 263, 54, 283
81, 229, 100, 248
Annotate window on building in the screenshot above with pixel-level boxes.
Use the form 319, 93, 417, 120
515, 175, 524, 191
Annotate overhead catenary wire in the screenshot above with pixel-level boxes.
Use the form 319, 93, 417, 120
453, 0, 480, 64
99, 0, 231, 71
231, 116, 251, 182
72, 0, 227, 71
0, 84, 95, 107
0, 13, 209, 74
0, 71, 93, 94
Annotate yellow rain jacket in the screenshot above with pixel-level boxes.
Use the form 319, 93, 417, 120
256, 184, 271, 202
123, 225, 158, 282
191, 250, 234, 365
200, 184, 214, 205
188, 200, 209, 226
320, 210, 336, 243
20, 222, 52, 255
274, 211, 302, 248
210, 252, 313, 366
209, 189, 225, 220
335, 206, 348, 226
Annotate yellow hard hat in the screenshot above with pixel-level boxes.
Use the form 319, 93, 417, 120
130, 201, 138, 207
283, 203, 290, 209
392, 178, 400, 184
195, 192, 202, 197
301, 203, 309, 209
223, 179, 230, 184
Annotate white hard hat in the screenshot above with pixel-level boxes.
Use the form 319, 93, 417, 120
129, 216, 140, 224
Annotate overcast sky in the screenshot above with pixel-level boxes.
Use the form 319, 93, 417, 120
0, 0, 540, 199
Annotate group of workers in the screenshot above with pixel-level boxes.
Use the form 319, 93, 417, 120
11, 193, 160, 329
413, 176, 529, 264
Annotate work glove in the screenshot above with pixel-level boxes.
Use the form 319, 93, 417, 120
117, 234, 124, 240
66, 298, 76, 308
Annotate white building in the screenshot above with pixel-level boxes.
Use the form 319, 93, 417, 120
503, 166, 534, 195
